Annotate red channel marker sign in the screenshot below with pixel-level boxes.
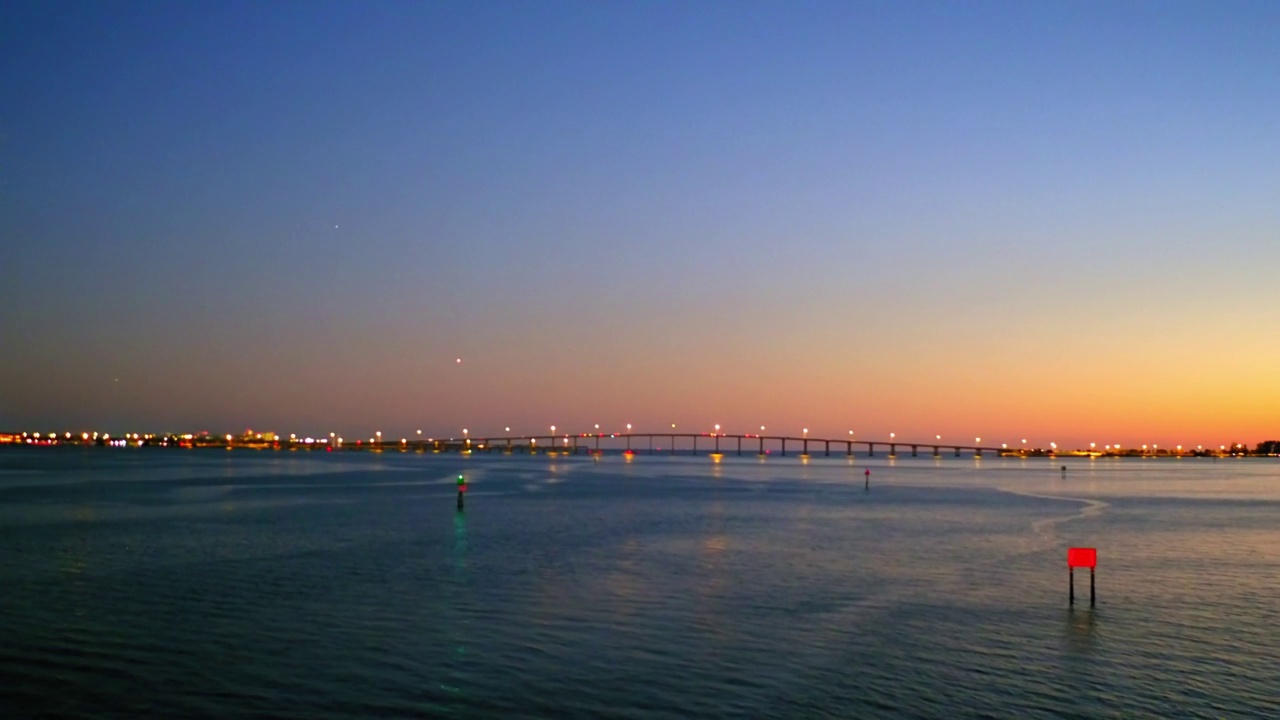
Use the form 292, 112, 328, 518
1067, 547, 1097, 569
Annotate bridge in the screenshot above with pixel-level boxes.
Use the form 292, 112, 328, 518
383, 433, 1009, 458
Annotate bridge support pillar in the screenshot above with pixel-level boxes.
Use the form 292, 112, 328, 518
912, 445, 918, 457
825, 441, 830, 457
955, 447, 961, 457
781, 438, 786, 456
889, 444, 896, 457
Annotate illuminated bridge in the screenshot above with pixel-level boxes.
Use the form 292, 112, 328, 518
402, 433, 1008, 458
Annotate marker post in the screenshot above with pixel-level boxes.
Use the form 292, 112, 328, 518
1067, 547, 1097, 607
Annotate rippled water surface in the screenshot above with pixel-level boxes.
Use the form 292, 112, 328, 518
2, 449, 1279, 718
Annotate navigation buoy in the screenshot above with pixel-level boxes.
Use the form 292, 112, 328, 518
864, 468, 870, 491
456, 474, 467, 511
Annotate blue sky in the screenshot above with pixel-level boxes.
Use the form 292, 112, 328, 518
3, 1, 1278, 445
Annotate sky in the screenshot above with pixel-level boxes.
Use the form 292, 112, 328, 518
3, 0, 1278, 449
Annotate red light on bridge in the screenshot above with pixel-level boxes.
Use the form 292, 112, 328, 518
1067, 547, 1096, 569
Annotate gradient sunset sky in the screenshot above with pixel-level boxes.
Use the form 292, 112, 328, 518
3, 1, 1278, 448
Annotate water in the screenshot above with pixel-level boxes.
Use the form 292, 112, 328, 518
2, 448, 1279, 718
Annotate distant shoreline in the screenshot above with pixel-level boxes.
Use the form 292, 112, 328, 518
1, 432, 1274, 459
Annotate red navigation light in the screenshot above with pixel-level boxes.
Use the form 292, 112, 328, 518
1067, 547, 1097, 569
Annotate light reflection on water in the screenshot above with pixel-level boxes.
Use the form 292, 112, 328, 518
0, 449, 1278, 718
